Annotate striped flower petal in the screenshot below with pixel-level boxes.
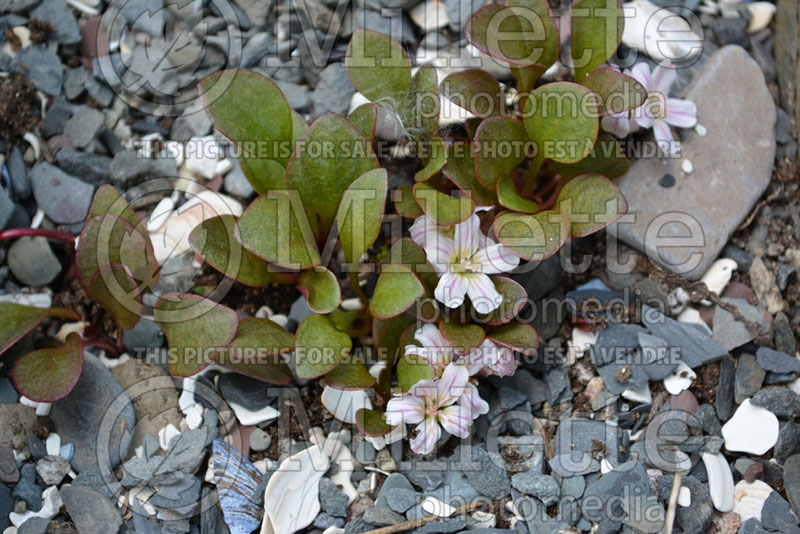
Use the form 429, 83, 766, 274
454, 214, 482, 259
385, 395, 425, 426
472, 243, 520, 274
465, 274, 503, 315
665, 98, 697, 128
435, 272, 469, 309
459, 383, 490, 420
410, 418, 441, 455
438, 363, 469, 405
601, 113, 631, 138
652, 63, 677, 96
439, 405, 471, 439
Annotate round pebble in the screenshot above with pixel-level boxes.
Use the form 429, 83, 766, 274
249, 427, 271, 452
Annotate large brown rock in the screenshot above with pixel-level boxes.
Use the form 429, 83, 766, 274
611, 45, 776, 280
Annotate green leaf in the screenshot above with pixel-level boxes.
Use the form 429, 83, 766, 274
198, 69, 293, 166
325, 356, 376, 390
370, 264, 425, 319
523, 82, 599, 164
217, 318, 294, 385
373, 313, 417, 365
414, 136, 447, 182
330, 309, 371, 337
239, 157, 287, 195
488, 322, 538, 355
497, 175, 540, 213
235, 190, 321, 269
294, 314, 352, 379
583, 68, 646, 115
396, 352, 435, 392
466, 4, 559, 68
337, 168, 388, 265
189, 215, 272, 287
440, 69, 507, 118
88, 185, 140, 229
394, 186, 424, 218
440, 321, 485, 354
348, 103, 378, 142
345, 30, 413, 111
292, 110, 308, 145
556, 173, 627, 237
412, 182, 474, 226
286, 113, 380, 239
0, 303, 48, 355
493, 210, 570, 261
571, 0, 624, 82
355, 408, 393, 437
474, 117, 528, 190
442, 142, 497, 206
475, 276, 528, 325
13, 332, 83, 402
89, 264, 141, 330
402, 66, 440, 142
154, 293, 239, 377
550, 135, 628, 180
76, 214, 160, 294
382, 238, 438, 298
297, 267, 341, 314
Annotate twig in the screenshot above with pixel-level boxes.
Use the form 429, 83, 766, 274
359, 501, 485, 534
664, 472, 682, 534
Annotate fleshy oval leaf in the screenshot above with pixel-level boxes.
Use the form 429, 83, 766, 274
583, 67, 646, 116
396, 352, 435, 392
440, 69, 507, 118
189, 215, 272, 287
487, 322, 538, 356
440, 321, 485, 355
556, 173, 627, 237
475, 276, 528, 326
89, 264, 142, 330
297, 267, 341, 314
474, 117, 529, 190
571, 0, 624, 82
414, 136, 448, 183
235, 190, 321, 270
412, 182, 475, 226
88, 184, 140, 229
324, 356, 376, 390
493, 210, 570, 261
217, 318, 294, 385
345, 29, 412, 111
550, 135, 628, 180
442, 142, 497, 206
348, 103, 378, 142
154, 293, 239, 378
523, 82, 599, 164
370, 264, 425, 319
355, 408, 393, 437
497, 175, 540, 214
13, 333, 84, 402
0, 303, 49, 355
294, 314, 352, 379
337, 168, 388, 266
394, 186, 424, 218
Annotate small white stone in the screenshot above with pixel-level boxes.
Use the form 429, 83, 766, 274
678, 486, 692, 507
681, 159, 694, 174
722, 399, 779, 455
340, 298, 363, 311
700, 258, 737, 300
472, 511, 496, 529
789, 376, 800, 396
702, 452, 735, 512
732, 480, 773, 522
55, 321, 88, 343
322, 528, 345, 534
269, 314, 289, 328
663, 362, 696, 395
320, 386, 372, 425
35, 402, 51, 417
422, 496, 456, 517
147, 196, 175, 232
695, 124, 707, 136
215, 158, 233, 176
158, 424, 180, 450
184, 404, 204, 429
567, 327, 598, 363
621, 0, 702, 62
10, 486, 62, 527
622, 385, 652, 404
228, 401, 280, 427
184, 135, 222, 179
409, 0, 450, 31
600, 459, 613, 474
255, 306, 273, 319
747, 1, 776, 32
45, 433, 61, 456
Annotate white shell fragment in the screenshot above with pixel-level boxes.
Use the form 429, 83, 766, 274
700, 258, 737, 300
320, 386, 372, 425
621, 0, 703, 62
260, 445, 330, 534
721, 399, 779, 455
663, 362, 696, 395
701, 452, 734, 512
409, 0, 450, 31
10, 486, 62, 527
746, 2, 776, 33
678, 486, 691, 507
422, 496, 456, 517
732, 480, 774, 522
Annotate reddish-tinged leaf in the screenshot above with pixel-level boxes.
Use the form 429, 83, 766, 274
217, 318, 294, 385
0, 303, 49, 356
13, 333, 84, 402
571, 0, 624, 82
345, 30, 413, 111
396, 352, 435, 392
493, 210, 570, 261
87, 185, 140, 229
89, 264, 141, 330
294, 314, 352, 379
154, 293, 239, 377
414, 136, 447, 183
497, 174, 540, 214
487, 323, 538, 355
440, 321, 485, 354
556, 173, 627, 237
348, 103, 378, 142
370, 264, 425, 319
337, 168, 388, 266
373, 314, 417, 365
355, 408, 393, 437
412, 182, 474, 226
550, 135, 629, 180
440, 69, 507, 118
475, 276, 528, 325
442, 142, 497, 206
297, 267, 341, 314
583, 68, 646, 115
394, 186, 424, 218
474, 117, 528, 190
325, 356, 376, 390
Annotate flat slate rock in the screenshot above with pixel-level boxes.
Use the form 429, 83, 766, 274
61, 485, 123, 534
16, 45, 63, 96
610, 45, 776, 280
751, 387, 800, 419
453, 445, 511, 500
756, 346, 800, 374
582, 461, 657, 534
30, 162, 94, 225
712, 298, 771, 351
550, 419, 618, 477
641, 306, 727, 368
760, 491, 800, 533
785, 455, 800, 516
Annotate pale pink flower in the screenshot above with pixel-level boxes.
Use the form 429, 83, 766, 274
416, 214, 519, 314
385, 364, 477, 454
628, 62, 697, 154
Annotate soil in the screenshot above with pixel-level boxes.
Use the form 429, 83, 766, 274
0, 73, 40, 144
28, 19, 52, 43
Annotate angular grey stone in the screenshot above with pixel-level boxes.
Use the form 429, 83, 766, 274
785, 455, 800, 517
16, 45, 62, 96
170, 111, 212, 142
64, 66, 88, 100
85, 76, 114, 107
713, 298, 772, 351
658, 474, 712, 533
64, 107, 105, 149
0, 378, 17, 404
12, 467, 41, 511
276, 80, 310, 111
17, 517, 49, 534
611, 46, 776, 280
377, 473, 416, 508
716, 355, 736, 421
739, 518, 771, 534
320, 477, 349, 518
694, 404, 721, 436
734, 353, 766, 404
549, 419, 618, 477
775, 422, 800, 464
50, 352, 136, 472
751, 387, 800, 419
8, 236, 61, 286
30, 162, 94, 224
217, 373, 278, 413
454, 445, 511, 500
148, 472, 201, 515
560, 475, 586, 500
595, 357, 649, 395
41, 97, 71, 137
0, 189, 14, 229
109, 149, 153, 187
756, 346, 800, 374
638, 332, 680, 380
55, 149, 111, 185
122, 318, 163, 352
641, 305, 727, 368
314, 512, 345, 529
7, 145, 30, 199
0, 483, 9, 532
311, 63, 354, 117
425, 461, 480, 505
510, 473, 560, 506
61, 485, 123, 534
36, 455, 70, 485
363, 506, 405, 525
223, 160, 255, 198
384, 487, 417, 513
29, 0, 80, 44
583, 461, 657, 534
761, 491, 800, 533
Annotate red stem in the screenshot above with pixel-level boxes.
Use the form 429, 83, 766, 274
0, 227, 75, 244
84, 338, 121, 356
